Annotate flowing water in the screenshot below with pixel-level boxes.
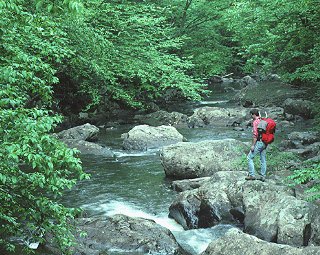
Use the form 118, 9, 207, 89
35, 81, 308, 255
57, 85, 250, 255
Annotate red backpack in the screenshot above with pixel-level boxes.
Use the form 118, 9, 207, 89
257, 118, 276, 144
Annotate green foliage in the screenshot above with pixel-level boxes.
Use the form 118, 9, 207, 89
59, 0, 206, 111
152, 0, 320, 93
288, 161, 320, 201
162, 0, 234, 77
0, 0, 205, 252
0, 0, 89, 253
34, 0, 84, 13
265, 147, 301, 172
225, 0, 320, 83
0, 109, 88, 253
0, 0, 77, 109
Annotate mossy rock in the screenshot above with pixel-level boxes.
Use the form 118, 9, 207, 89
235, 82, 304, 107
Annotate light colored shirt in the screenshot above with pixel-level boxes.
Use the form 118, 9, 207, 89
252, 118, 261, 138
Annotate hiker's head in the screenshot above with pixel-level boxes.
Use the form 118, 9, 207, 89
250, 109, 260, 119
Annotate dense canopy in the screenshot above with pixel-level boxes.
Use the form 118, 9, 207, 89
0, 0, 319, 253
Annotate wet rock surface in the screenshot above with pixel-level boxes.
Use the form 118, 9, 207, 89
160, 139, 248, 179
171, 177, 211, 192
46, 214, 184, 255
122, 124, 184, 151
168, 171, 320, 247
201, 228, 320, 255
56, 123, 114, 157
134, 110, 188, 128
186, 106, 247, 128
283, 98, 315, 119
62, 139, 114, 157
57, 123, 99, 141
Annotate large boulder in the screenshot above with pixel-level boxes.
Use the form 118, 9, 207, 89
169, 172, 247, 230
168, 171, 320, 246
171, 177, 211, 192
279, 131, 320, 158
169, 188, 203, 230
201, 228, 320, 255
56, 123, 114, 156
122, 125, 184, 151
242, 181, 318, 246
241, 75, 258, 87
287, 131, 320, 148
186, 107, 247, 128
134, 110, 188, 128
62, 139, 114, 157
160, 139, 248, 179
283, 98, 315, 119
286, 142, 320, 158
234, 82, 302, 107
57, 123, 99, 141
46, 214, 183, 255
277, 197, 316, 245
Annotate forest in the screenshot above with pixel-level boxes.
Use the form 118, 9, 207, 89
0, 0, 319, 254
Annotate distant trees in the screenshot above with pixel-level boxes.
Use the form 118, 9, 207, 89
164, 0, 320, 87
56, 0, 206, 112
161, 0, 235, 76
226, 0, 320, 85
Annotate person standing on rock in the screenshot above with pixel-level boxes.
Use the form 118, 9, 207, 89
245, 108, 267, 181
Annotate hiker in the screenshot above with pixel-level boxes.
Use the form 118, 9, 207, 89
246, 108, 267, 181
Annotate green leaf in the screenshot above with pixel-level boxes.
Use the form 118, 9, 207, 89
47, 4, 53, 12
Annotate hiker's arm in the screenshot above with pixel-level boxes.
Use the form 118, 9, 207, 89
251, 137, 257, 151
251, 119, 259, 151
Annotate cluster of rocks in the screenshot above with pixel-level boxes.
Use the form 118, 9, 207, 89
56, 122, 185, 152
55, 123, 114, 157
51, 122, 320, 255
207, 74, 274, 87
280, 131, 320, 160
160, 139, 247, 178
168, 172, 320, 245
49, 74, 320, 255
133, 92, 314, 133
159, 136, 320, 254
202, 228, 320, 255
133, 106, 248, 129
45, 214, 185, 255
134, 110, 188, 127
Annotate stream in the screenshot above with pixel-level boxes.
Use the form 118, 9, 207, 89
32, 81, 308, 255
59, 84, 252, 254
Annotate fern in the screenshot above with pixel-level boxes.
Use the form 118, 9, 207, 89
288, 162, 320, 201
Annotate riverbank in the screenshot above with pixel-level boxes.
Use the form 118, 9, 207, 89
29, 78, 320, 255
